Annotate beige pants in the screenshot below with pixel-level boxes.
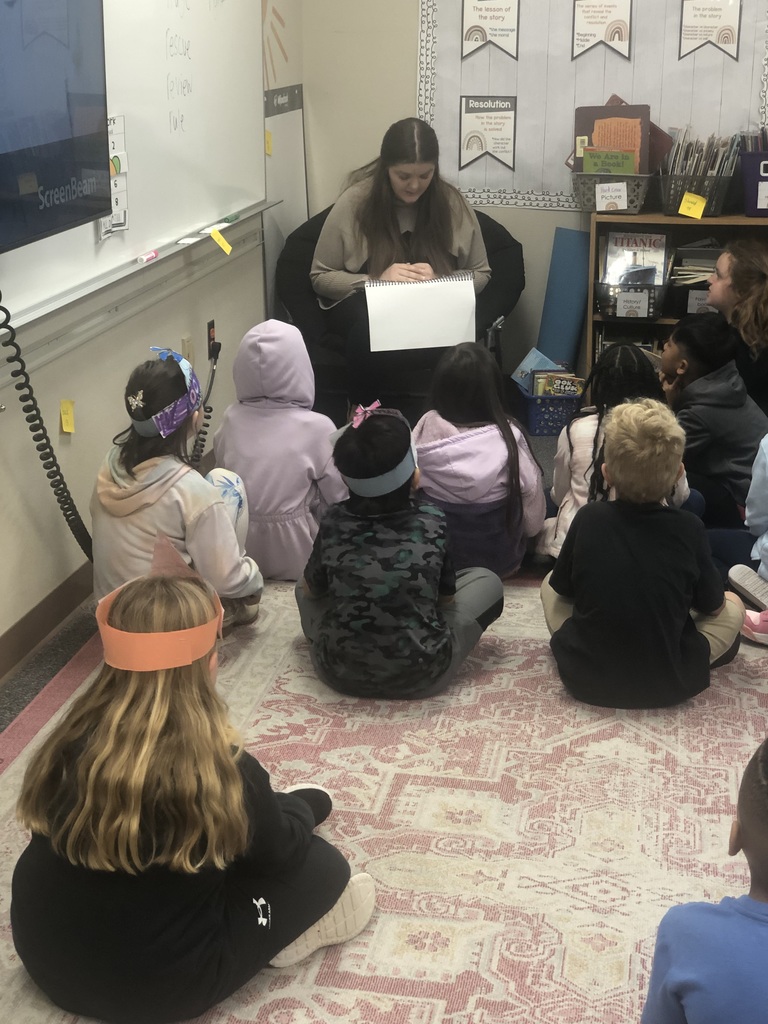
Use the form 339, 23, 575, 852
540, 573, 745, 664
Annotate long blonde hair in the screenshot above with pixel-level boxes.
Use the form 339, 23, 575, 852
17, 576, 248, 874
726, 239, 768, 355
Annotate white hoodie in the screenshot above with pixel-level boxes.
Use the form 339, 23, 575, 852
90, 446, 263, 601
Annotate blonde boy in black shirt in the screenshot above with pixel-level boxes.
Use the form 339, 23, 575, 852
540, 398, 745, 708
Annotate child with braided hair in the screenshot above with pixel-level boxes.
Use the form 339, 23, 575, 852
11, 543, 374, 1024
536, 342, 691, 560
642, 737, 768, 1023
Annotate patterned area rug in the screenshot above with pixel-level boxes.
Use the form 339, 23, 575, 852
2, 579, 767, 1024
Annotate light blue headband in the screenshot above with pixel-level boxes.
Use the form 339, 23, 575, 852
343, 446, 417, 497
330, 403, 418, 497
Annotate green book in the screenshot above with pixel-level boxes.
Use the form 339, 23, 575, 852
582, 148, 637, 175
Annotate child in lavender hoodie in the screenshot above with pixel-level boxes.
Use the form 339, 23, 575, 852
214, 320, 347, 581
413, 343, 544, 579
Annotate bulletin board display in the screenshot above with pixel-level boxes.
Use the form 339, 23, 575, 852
0, 0, 265, 320
420, 0, 768, 208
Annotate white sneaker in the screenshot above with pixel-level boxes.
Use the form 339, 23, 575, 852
728, 565, 768, 611
269, 872, 375, 968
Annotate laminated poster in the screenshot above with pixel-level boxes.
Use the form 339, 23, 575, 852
462, 0, 520, 60
572, 0, 633, 60
679, 0, 741, 61
459, 96, 516, 170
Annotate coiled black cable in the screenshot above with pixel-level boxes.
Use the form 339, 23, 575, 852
0, 291, 93, 561
190, 342, 220, 467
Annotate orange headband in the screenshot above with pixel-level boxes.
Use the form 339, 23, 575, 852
96, 585, 223, 672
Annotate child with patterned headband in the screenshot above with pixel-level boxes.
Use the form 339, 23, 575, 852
296, 403, 504, 698
90, 347, 263, 631
11, 547, 375, 1024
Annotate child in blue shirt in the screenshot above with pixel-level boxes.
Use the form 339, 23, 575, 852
642, 738, 768, 1024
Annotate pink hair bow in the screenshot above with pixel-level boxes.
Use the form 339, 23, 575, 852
351, 399, 381, 428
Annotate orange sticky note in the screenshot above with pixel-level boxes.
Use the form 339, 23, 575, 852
60, 399, 75, 433
678, 192, 707, 219
210, 229, 232, 255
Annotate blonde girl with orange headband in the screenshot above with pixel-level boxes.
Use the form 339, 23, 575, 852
11, 550, 374, 1024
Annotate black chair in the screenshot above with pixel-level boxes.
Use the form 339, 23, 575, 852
274, 206, 525, 418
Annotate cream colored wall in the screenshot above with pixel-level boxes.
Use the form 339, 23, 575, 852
300, 0, 582, 369
0, 249, 264, 640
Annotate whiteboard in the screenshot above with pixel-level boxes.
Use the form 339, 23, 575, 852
0, 0, 265, 320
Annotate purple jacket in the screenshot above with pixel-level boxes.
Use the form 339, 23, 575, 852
214, 320, 347, 581
413, 410, 545, 577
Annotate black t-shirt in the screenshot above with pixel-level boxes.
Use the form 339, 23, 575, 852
549, 500, 724, 708
733, 329, 768, 417
10, 752, 316, 1024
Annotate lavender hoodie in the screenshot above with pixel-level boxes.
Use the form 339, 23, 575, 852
413, 410, 545, 577
214, 320, 346, 581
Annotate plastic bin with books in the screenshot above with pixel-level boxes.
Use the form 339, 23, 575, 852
667, 240, 721, 317
511, 348, 583, 436
568, 96, 674, 214
660, 128, 740, 216
595, 229, 670, 320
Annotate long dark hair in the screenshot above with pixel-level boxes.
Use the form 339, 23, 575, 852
352, 118, 456, 278
113, 358, 195, 477
570, 343, 664, 501
428, 343, 535, 530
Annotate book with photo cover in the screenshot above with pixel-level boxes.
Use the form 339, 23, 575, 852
602, 230, 667, 286
573, 104, 650, 174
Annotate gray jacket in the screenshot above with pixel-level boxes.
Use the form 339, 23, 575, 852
677, 360, 768, 504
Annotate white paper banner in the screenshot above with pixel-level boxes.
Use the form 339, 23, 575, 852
572, 0, 633, 60
462, 0, 520, 59
679, 0, 742, 60
459, 96, 516, 169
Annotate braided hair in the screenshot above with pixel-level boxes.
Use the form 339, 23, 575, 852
568, 343, 664, 501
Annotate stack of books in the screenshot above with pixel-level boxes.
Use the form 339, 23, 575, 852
530, 371, 585, 398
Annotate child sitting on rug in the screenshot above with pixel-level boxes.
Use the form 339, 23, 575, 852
413, 342, 545, 579
296, 403, 504, 699
540, 398, 744, 708
214, 320, 347, 582
11, 545, 374, 1024
642, 738, 768, 1023
536, 341, 691, 561
91, 347, 263, 632
660, 312, 768, 527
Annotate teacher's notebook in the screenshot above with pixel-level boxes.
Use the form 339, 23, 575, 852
365, 272, 476, 352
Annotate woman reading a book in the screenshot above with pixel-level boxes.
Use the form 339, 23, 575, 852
310, 117, 491, 407
706, 240, 768, 415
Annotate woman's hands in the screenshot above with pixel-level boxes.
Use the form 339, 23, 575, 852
379, 262, 436, 283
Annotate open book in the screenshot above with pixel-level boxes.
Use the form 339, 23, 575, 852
364, 272, 476, 352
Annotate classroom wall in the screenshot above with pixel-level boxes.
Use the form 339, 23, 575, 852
299, 0, 582, 370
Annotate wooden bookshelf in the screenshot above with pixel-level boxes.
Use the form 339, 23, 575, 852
585, 212, 766, 373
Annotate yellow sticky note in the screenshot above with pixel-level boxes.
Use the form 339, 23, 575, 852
210, 229, 232, 255
678, 192, 707, 219
265, 129, 272, 157
60, 399, 75, 434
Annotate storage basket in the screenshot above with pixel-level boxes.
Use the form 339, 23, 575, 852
516, 385, 580, 436
572, 173, 651, 214
595, 282, 668, 320
740, 152, 768, 218
660, 174, 733, 217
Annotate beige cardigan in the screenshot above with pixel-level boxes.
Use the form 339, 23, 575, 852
310, 179, 491, 307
